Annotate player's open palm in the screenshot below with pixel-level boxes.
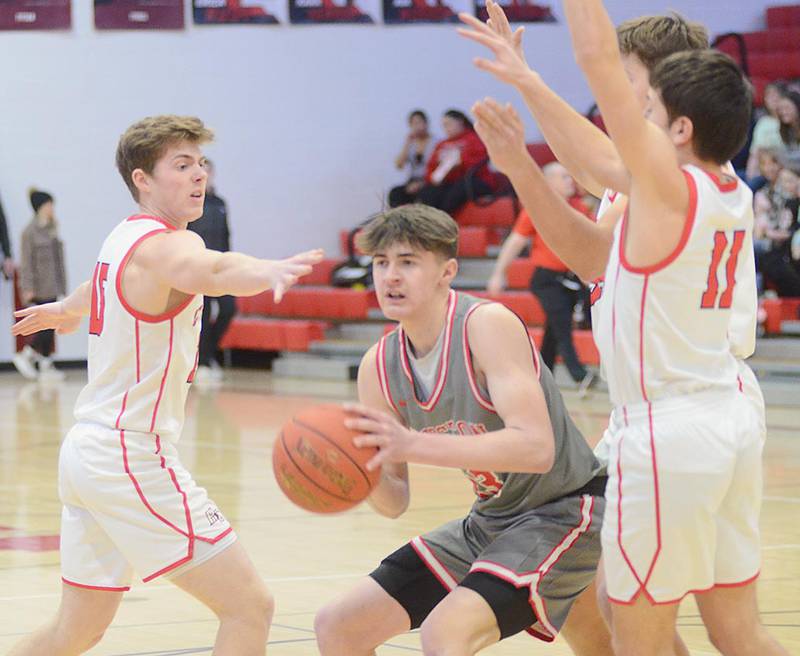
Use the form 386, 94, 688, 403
472, 99, 529, 176
12, 301, 83, 337
267, 248, 324, 302
458, 3, 530, 86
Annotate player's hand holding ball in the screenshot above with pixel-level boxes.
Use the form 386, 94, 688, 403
344, 402, 418, 471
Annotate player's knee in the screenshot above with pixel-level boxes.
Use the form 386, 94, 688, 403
706, 616, 761, 655
419, 617, 470, 656
314, 603, 347, 653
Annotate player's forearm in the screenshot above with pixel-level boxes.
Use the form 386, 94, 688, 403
563, 0, 619, 68
506, 156, 612, 281
63, 280, 92, 316
201, 252, 275, 297
367, 464, 409, 518
515, 72, 627, 196
406, 427, 554, 474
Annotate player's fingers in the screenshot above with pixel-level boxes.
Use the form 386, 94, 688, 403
346, 416, 383, 435
458, 12, 494, 34
473, 58, 508, 79
352, 433, 384, 449
487, 0, 511, 34
456, 26, 504, 51
273, 282, 285, 303
342, 401, 385, 422
287, 249, 325, 264
365, 453, 383, 472
13, 307, 37, 318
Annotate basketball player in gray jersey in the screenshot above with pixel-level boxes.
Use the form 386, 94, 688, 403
314, 204, 612, 656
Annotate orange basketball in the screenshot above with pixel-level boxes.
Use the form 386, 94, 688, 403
272, 403, 381, 513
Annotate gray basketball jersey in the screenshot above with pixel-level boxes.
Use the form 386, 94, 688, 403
376, 291, 603, 517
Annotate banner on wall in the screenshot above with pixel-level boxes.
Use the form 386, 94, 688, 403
383, 0, 470, 25
474, 0, 555, 23
194, 1, 281, 25
289, 0, 378, 25
0, 1, 71, 30
94, 0, 184, 30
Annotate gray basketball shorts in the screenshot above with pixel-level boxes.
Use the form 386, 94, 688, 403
411, 492, 604, 642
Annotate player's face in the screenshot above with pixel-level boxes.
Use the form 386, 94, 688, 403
621, 53, 651, 109
140, 141, 208, 224
372, 242, 456, 321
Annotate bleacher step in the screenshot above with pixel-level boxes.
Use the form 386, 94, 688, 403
457, 258, 497, 281
753, 337, 800, 360
272, 353, 359, 381
325, 322, 388, 342
308, 339, 373, 358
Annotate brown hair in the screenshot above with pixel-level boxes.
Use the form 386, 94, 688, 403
356, 205, 458, 260
116, 115, 214, 201
617, 13, 708, 72
651, 50, 752, 164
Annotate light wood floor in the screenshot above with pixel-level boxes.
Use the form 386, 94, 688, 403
0, 369, 797, 655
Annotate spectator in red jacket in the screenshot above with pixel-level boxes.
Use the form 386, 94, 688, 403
417, 109, 494, 214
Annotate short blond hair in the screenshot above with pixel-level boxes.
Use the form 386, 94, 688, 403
356, 205, 459, 260
116, 115, 214, 201
617, 13, 709, 73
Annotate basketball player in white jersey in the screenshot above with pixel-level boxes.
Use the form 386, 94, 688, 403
463, 1, 790, 654
9, 115, 323, 656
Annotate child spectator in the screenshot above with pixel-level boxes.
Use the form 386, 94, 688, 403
746, 82, 786, 185
14, 189, 66, 380
388, 110, 435, 207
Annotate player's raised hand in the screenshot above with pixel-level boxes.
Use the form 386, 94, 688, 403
267, 248, 324, 303
472, 98, 530, 176
344, 402, 418, 471
458, 2, 530, 86
12, 301, 83, 336
484, 0, 527, 64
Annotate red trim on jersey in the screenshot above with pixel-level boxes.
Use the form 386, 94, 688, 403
62, 577, 130, 592
135, 319, 141, 383
376, 335, 401, 416
462, 302, 496, 413
115, 229, 196, 324
398, 290, 456, 413
195, 526, 234, 545
126, 214, 178, 230
608, 570, 760, 606
616, 432, 647, 592
641, 404, 663, 590
737, 375, 743, 393
142, 553, 194, 583
149, 320, 174, 433
699, 169, 739, 193
638, 276, 650, 404
607, 191, 619, 204
618, 170, 698, 275
470, 495, 595, 642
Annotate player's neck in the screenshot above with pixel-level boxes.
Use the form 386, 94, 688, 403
679, 149, 727, 179
400, 291, 451, 359
137, 201, 188, 230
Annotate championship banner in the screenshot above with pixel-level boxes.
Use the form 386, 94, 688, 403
474, 0, 555, 23
0, 1, 71, 30
383, 0, 470, 25
94, 0, 184, 30
289, 0, 378, 25
194, 1, 281, 25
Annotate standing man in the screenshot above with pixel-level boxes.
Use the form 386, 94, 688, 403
188, 159, 236, 384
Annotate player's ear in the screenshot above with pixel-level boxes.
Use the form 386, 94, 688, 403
131, 168, 149, 196
442, 257, 458, 284
671, 116, 694, 149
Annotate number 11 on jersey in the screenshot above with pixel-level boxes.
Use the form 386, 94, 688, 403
701, 230, 745, 310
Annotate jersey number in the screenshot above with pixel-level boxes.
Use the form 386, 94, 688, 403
700, 230, 745, 309
89, 262, 110, 336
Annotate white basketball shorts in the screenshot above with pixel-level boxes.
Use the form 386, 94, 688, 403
601, 387, 763, 604
58, 422, 236, 591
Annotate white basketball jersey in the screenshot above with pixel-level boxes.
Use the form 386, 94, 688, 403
594, 166, 755, 407
74, 215, 203, 442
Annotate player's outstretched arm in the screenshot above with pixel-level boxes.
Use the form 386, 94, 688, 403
474, 99, 614, 281
354, 345, 410, 519
458, 0, 629, 197
562, 0, 688, 242
347, 305, 555, 474
11, 280, 91, 336
143, 230, 323, 300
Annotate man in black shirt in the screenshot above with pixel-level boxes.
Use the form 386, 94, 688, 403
187, 160, 236, 383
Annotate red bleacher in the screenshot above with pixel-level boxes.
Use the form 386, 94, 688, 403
762, 297, 800, 334
219, 317, 328, 352
767, 4, 800, 27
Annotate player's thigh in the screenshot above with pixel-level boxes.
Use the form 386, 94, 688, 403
56, 582, 125, 637
421, 586, 501, 654
695, 580, 763, 648
560, 577, 614, 656
315, 576, 412, 648
170, 540, 272, 619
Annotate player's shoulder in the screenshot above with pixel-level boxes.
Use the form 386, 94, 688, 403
134, 228, 204, 262
466, 301, 528, 347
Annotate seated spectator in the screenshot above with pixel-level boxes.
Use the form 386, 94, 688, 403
388, 110, 435, 207
755, 165, 800, 297
746, 82, 786, 187
14, 189, 66, 380
487, 162, 595, 393
775, 90, 800, 171
417, 109, 494, 214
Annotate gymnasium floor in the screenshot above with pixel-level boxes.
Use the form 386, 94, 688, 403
0, 369, 797, 655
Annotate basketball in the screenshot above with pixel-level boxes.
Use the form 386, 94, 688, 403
272, 403, 381, 513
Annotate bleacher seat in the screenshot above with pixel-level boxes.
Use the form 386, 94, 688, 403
762, 297, 800, 334
236, 287, 377, 320
454, 196, 517, 228
506, 259, 536, 289
767, 4, 800, 28
219, 317, 328, 352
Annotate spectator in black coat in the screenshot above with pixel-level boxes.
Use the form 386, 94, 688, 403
187, 160, 236, 384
